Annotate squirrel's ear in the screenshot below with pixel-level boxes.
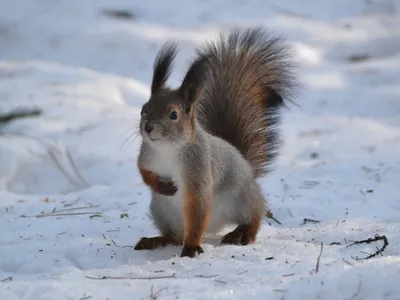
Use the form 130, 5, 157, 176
180, 84, 201, 114
151, 41, 179, 95
179, 56, 207, 114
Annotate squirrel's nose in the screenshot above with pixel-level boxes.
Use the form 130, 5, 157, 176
144, 122, 154, 134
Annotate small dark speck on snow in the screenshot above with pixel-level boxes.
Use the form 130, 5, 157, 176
102, 9, 136, 20
348, 54, 370, 63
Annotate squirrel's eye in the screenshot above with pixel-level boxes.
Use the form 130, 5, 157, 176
169, 111, 178, 120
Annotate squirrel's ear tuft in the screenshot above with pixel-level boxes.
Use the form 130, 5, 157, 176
179, 55, 208, 114
151, 41, 179, 95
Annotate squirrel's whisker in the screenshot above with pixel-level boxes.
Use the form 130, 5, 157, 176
120, 130, 139, 150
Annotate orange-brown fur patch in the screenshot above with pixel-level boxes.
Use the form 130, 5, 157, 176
247, 213, 261, 242
252, 83, 268, 105
138, 167, 177, 195
183, 188, 211, 247
138, 167, 158, 189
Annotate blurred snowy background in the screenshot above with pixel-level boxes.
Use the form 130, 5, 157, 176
0, 1, 399, 299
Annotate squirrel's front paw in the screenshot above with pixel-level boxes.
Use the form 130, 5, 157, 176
180, 245, 204, 258
157, 177, 178, 196
134, 236, 180, 250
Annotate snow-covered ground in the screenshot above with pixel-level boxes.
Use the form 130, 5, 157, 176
1, 0, 400, 299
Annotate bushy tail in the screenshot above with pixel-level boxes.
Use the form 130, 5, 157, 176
196, 27, 299, 178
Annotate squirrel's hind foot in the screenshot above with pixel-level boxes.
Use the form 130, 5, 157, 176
221, 222, 259, 245
180, 245, 204, 258
134, 236, 181, 250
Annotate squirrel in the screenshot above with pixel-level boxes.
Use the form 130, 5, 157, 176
134, 26, 298, 258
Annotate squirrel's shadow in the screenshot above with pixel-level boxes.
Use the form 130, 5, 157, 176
123, 235, 226, 263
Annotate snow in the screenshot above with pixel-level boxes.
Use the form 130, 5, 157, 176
1, 0, 400, 299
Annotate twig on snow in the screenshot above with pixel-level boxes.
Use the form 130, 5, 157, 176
343, 258, 353, 266
195, 274, 219, 279
21, 204, 100, 218
287, 208, 294, 217
0, 108, 41, 124
86, 274, 175, 280
89, 214, 102, 219
143, 285, 168, 300
48, 147, 83, 188
65, 149, 90, 187
303, 218, 321, 225
376, 246, 384, 256
345, 281, 362, 300
215, 279, 227, 284
21, 212, 101, 218
63, 196, 81, 207
57, 205, 99, 212
46, 205, 99, 215
0, 132, 90, 192
195, 273, 226, 284
266, 210, 282, 225
329, 242, 341, 245
347, 234, 388, 260
315, 242, 324, 273
47, 144, 91, 194
1, 276, 12, 282
37, 212, 101, 217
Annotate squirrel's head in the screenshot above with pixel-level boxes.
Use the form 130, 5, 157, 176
139, 41, 206, 145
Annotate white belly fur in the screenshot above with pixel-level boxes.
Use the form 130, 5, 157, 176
145, 143, 184, 230
206, 192, 234, 233
145, 143, 182, 182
